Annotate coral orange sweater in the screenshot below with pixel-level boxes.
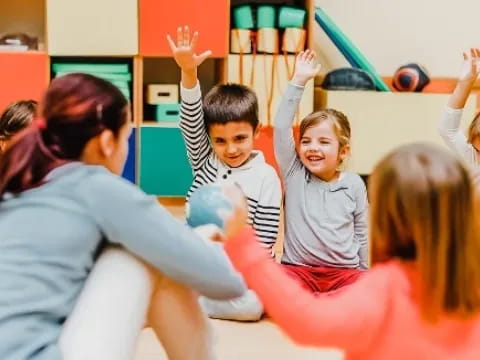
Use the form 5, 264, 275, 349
226, 228, 480, 360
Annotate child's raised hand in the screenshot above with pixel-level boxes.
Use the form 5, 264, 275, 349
167, 25, 212, 73
458, 48, 480, 83
292, 49, 322, 86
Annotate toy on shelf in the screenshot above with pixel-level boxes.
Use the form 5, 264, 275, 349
322, 68, 376, 91
392, 63, 430, 92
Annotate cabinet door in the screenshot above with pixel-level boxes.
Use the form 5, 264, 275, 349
0, 52, 49, 112
139, 0, 229, 57
47, 0, 138, 55
139, 127, 193, 196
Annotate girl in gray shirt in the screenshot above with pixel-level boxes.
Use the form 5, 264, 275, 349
0, 73, 246, 360
274, 50, 368, 293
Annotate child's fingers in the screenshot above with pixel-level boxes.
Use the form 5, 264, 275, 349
301, 50, 309, 62
184, 25, 190, 46
471, 48, 476, 59
190, 31, 199, 51
166, 35, 176, 52
474, 48, 480, 59
296, 51, 305, 62
177, 26, 183, 47
196, 50, 212, 64
307, 51, 315, 63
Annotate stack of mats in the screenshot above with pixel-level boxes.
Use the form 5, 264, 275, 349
52, 63, 132, 100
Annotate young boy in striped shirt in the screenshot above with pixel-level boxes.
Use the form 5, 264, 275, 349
168, 26, 281, 321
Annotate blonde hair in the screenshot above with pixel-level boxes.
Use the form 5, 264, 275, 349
369, 143, 480, 322
468, 112, 480, 143
299, 109, 351, 149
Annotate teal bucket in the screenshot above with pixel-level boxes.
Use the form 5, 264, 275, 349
233, 5, 254, 29
278, 6, 306, 29
257, 5, 276, 28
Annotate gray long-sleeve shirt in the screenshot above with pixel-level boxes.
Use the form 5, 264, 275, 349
274, 84, 368, 269
0, 162, 245, 360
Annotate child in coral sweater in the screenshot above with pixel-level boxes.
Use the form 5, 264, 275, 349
222, 143, 480, 360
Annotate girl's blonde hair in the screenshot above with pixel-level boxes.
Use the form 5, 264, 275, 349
468, 112, 480, 143
299, 109, 351, 149
369, 143, 480, 322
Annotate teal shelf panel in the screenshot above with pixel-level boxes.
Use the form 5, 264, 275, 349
139, 127, 193, 196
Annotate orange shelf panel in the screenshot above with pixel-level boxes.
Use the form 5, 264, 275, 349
254, 125, 301, 179
0, 52, 49, 112
139, 0, 229, 57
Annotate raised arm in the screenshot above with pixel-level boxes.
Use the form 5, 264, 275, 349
168, 26, 213, 171
439, 48, 479, 162
274, 50, 321, 177
89, 172, 246, 300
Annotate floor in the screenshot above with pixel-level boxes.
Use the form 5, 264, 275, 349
134, 321, 343, 359
132, 198, 344, 359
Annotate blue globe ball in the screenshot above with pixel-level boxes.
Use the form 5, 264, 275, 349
186, 184, 234, 230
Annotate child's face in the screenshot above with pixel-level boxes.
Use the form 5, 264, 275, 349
81, 108, 132, 175
108, 120, 132, 175
298, 120, 348, 181
208, 121, 258, 168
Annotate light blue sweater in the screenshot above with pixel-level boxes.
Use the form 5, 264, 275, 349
0, 162, 246, 359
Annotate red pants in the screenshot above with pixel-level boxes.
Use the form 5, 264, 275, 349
282, 264, 364, 293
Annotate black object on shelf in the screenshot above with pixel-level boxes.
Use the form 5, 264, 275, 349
322, 68, 376, 91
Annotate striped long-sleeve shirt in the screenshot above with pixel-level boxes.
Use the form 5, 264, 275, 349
179, 82, 282, 249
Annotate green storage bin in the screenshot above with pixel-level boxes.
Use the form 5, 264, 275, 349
257, 5, 276, 28
156, 104, 180, 122
139, 127, 193, 196
52, 63, 129, 74
233, 5, 254, 29
55, 71, 132, 82
278, 6, 306, 29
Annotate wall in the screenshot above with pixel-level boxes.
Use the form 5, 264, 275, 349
314, 0, 480, 78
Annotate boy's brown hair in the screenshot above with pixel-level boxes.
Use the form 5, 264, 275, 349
369, 143, 480, 322
203, 83, 259, 132
0, 100, 37, 141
